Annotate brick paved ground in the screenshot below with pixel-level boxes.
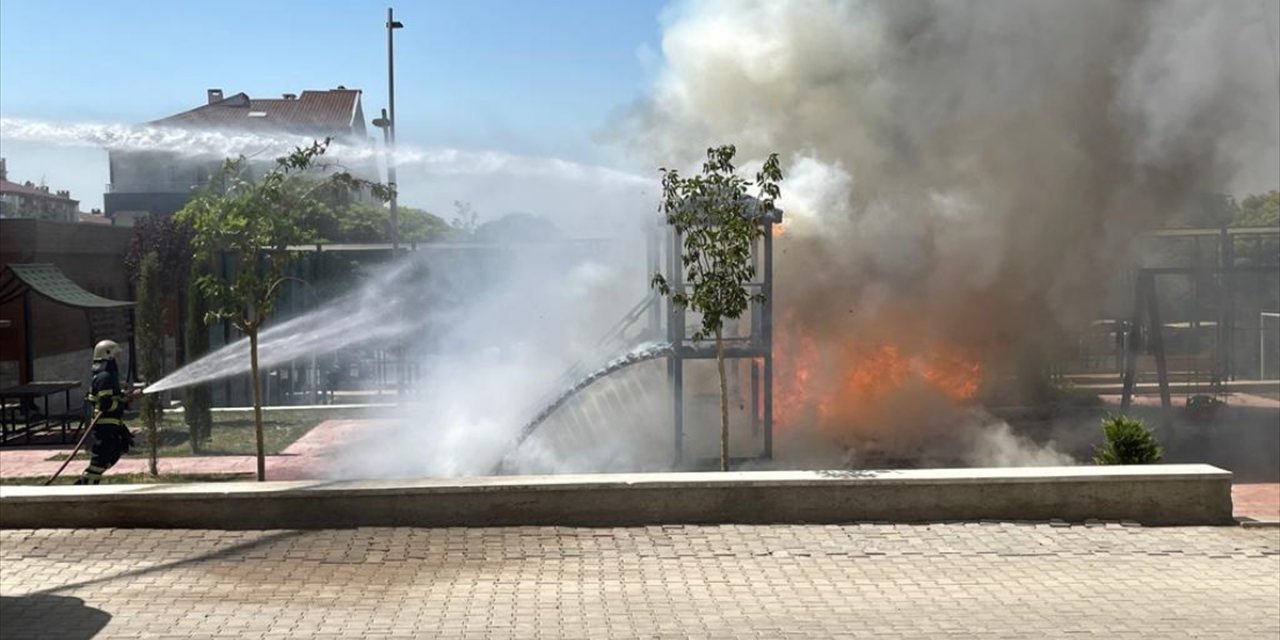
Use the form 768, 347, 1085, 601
0, 420, 383, 481
1234, 483, 1280, 521
2, 524, 1277, 639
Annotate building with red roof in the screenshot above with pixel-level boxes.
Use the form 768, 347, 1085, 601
104, 87, 373, 225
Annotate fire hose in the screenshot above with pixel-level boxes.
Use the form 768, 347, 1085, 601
43, 380, 142, 486
43, 410, 101, 486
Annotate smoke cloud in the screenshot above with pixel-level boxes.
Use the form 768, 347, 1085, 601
603, 0, 1279, 465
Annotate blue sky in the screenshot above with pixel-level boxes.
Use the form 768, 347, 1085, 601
0, 0, 670, 211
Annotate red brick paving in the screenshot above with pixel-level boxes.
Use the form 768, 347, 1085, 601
0, 419, 393, 482
1234, 483, 1280, 521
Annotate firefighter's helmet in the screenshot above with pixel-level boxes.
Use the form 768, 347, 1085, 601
93, 340, 121, 362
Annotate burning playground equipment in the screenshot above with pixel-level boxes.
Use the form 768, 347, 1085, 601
499, 199, 782, 472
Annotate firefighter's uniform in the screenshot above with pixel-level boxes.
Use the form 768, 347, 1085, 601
76, 340, 135, 485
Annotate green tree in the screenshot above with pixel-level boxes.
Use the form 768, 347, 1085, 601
326, 202, 450, 243
124, 215, 194, 288
135, 251, 165, 476
183, 261, 213, 452
179, 139, 390, 480
1230, 190, 1279, 268
125, 215, 195, 467
1093, 415, 1163, 465
473, 212, 562, 242
1231, 190, 1280, 228
451, 200, 479, 236
651, 145, 783, 471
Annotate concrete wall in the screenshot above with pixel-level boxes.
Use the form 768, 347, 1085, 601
0, 465, 1235, 530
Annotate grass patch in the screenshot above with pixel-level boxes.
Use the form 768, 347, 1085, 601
51, 407, 376, 460
1, 472, 253, 486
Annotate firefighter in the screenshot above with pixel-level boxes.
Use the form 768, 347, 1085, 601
75, 340, 138, 485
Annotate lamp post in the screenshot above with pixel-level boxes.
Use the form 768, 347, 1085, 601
379, 8, 405, 399
385, 7, 403, 252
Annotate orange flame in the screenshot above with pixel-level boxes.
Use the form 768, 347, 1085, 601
774, 326, 817, 427
820, 344, 910, 419
917, 348, 983, 402
773, 321, 983, 430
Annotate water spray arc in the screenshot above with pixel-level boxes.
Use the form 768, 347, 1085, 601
144, 261, 426, 395
497, 203, 782, 472
494, 342, 675, 472
0, 117, 650, 186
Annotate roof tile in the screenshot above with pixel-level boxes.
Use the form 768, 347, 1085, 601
150, 89, 362, 136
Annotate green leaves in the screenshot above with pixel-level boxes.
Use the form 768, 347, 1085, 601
1093, 414, 1164, 465
652, 144, 784, 471
652, 145, 783, 340
326, 202, 449, 243
177, 139, 390, 333
1231, 190, 1279, 228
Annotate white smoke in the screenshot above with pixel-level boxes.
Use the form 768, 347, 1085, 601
1117, 0, 1280, 194
775, 154, 854, 233
621, 0, 1279, 346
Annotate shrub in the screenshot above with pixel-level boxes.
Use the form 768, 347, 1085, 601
1093, 414, 1163, 465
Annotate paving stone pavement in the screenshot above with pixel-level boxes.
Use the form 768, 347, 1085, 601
1, 523, 1277, 639
0, 420, 384, 481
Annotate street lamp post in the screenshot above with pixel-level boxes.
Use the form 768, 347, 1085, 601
386, 7, 403, 252
379, 8, 405, 400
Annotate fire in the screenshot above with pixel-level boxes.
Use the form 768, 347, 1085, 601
772, 321, 983, 429
917, 348, 983, 402
822, 343, 910, 419
773, 326, 817, 426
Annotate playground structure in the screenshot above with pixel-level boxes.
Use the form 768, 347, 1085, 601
502, 199, 782, 469
1061, 226, 1279, 409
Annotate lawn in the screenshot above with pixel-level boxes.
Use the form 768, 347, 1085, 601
51, 407, 379, 460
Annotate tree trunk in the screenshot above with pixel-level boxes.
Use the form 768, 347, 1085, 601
249, 328, 266, 481
137, 251, 164, 477
184, 267, 213, 453
715, 325, 729, 472
148, 414, 159, 477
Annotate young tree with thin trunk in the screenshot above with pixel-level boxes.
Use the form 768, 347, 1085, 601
125, 215, 194, 459
179, 140, 391, 481
183, 262, 214, 452
136, 251, 165, 476
652, 145, 783, 471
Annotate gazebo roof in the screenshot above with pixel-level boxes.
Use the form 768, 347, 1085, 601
0, 264, 134, 309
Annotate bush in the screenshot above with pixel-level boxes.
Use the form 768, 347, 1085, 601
1093, 415, 1163, 465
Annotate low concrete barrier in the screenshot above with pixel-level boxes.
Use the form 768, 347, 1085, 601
0, 465, 1234, 529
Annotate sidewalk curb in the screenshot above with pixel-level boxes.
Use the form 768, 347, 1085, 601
1235, 516, 1280, 528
